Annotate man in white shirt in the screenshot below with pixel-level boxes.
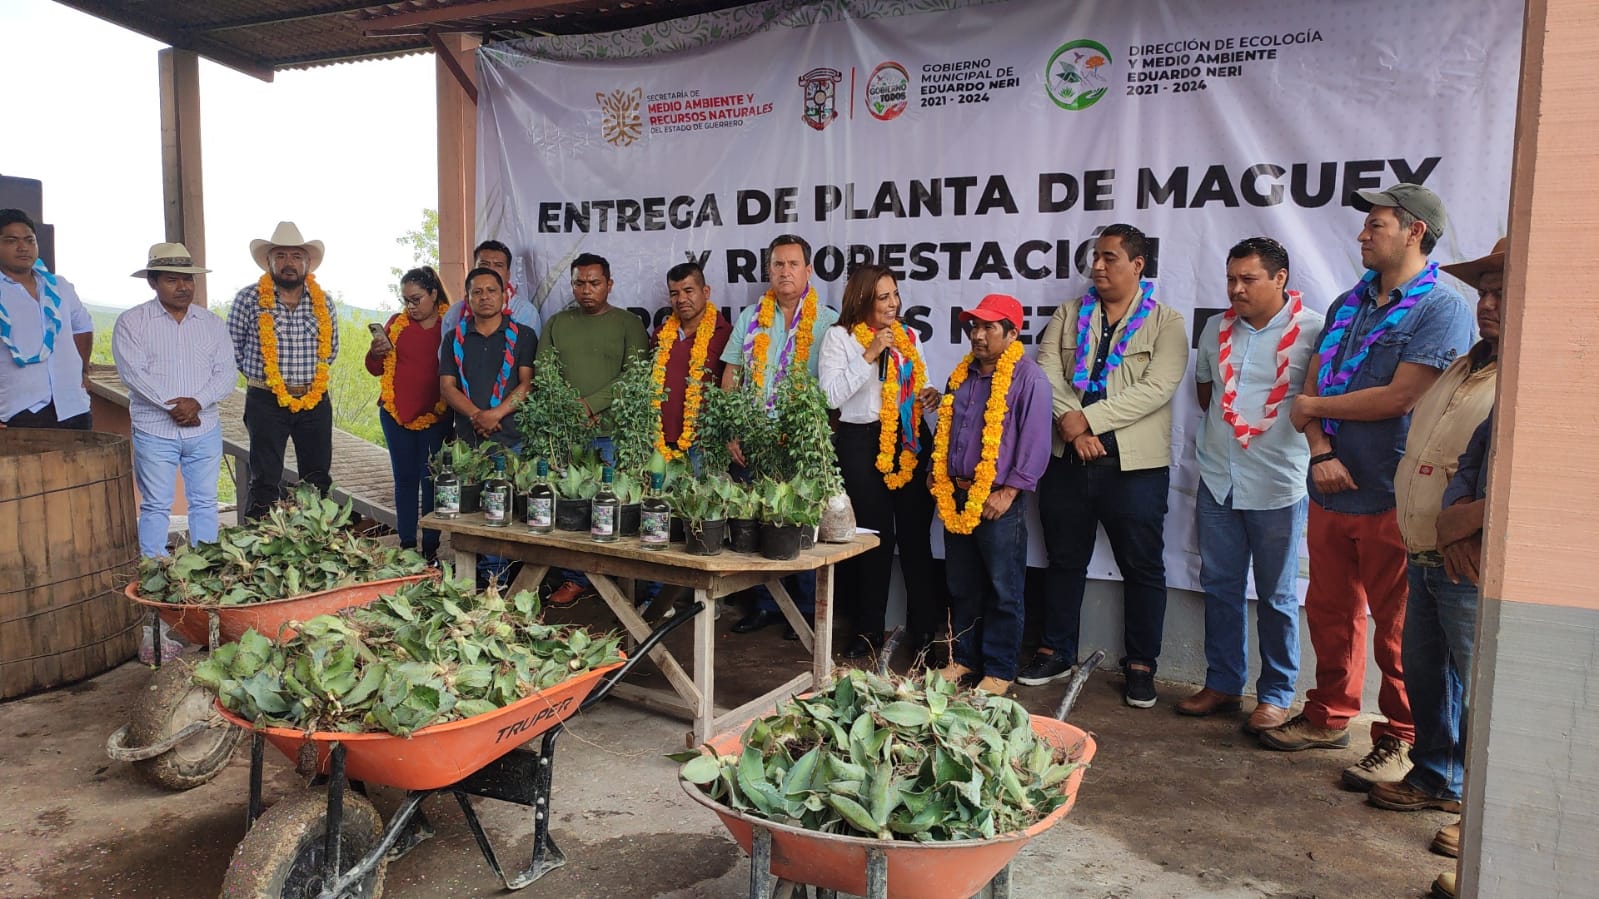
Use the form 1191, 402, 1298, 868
113, 243, 237, 557
1182, 237, 1324, 733
0, 209, 94, 429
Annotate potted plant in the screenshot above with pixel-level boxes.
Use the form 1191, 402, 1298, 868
430, 440, 497, 513
612, 468, 644, 536
723, 479, 762, 553
674, 477, 728, 556
756, 478, 822, 561
553, 450, 603, 532
514, 348, 598, 472
605, 352, 660, 537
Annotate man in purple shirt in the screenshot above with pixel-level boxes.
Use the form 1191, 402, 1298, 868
933, 294, 1052, 695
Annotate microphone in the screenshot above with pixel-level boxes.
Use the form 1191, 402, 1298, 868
879, 351, 890, 382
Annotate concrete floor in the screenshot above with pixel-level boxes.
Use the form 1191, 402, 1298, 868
0, 611, 1455, 899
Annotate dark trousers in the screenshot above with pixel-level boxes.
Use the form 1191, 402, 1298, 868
242, 386, 333, 520
1038, 455, 1170, 671
3, 403, 91, 429
378, 408, 449, 555
945, 496, 1029, 681
834, 422, 945, 638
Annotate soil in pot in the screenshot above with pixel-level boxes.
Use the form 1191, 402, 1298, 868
555, 497, 591, 532
727, 518, 760, 553
760, 523, 804, 561
618, 503, 641, 537
684, 519, 726, 555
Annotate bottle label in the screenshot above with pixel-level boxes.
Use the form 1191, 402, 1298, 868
483, 489, 508, 523
437, 484, 460, 513
641, 510, 670, 544
592, 505, 616, 536
528, 497, 553, 528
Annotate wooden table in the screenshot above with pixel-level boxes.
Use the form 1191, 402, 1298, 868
421, 513, 876, 744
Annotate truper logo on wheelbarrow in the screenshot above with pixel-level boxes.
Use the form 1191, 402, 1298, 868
494, 696, 575, 744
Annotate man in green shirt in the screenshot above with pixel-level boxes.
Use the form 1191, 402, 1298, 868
539, 252, 649, 609
537, 252, 650, 449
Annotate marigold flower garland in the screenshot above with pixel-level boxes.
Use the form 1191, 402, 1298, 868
748, 286, 819, 392
379, 306, 448, 430
652, 304, 719, 461
930, 339, 1024, 535
852, 322, 925, 489
256, 273, 332, 412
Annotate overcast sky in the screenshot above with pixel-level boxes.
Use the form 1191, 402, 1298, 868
2, 1, 438, 312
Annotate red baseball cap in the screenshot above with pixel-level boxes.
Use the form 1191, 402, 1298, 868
960, 294, 1023, 330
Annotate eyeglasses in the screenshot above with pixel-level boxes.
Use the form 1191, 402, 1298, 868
401, 294, 430, 306
0, 235, 38, 248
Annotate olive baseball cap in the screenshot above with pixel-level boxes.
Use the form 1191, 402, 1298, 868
1355, 183, 1447, 242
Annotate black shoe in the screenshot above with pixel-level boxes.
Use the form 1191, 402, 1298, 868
1016, 651, 1076, 686
733, 609, 784, 634
842, 634, 879, 660
1124, 664, 1158, 709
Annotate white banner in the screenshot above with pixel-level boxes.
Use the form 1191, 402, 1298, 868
476, 0, 1521, 594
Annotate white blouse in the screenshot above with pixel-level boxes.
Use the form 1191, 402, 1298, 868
817, 324, 925, 425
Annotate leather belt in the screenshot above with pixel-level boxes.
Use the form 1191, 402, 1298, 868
247, 378, 313, 397
1409, 550, 1445, 568
953, 477, 974, 490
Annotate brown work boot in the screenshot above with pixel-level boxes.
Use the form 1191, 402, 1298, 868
1342, 735, 1412, 791
975, 676, 1012, 696
1258, 714, 1351, 751
1174, 687, 1243, 717
1244, 702, 1290, 735
938, 662, 974, 685
1431, 871, 1456, 899
1432, 820, 1461, 858
1368, 779, 1463, 812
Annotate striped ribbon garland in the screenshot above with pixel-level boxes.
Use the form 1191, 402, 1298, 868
453, 317, 520, 406
1217, 291, 1304, 448
1314, 262, 1437, 435
0, 259, 65, 366
1072, 280, 1157, 392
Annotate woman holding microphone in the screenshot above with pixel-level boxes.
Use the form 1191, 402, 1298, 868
818, 264, 945, 662
365, 266, 452, 562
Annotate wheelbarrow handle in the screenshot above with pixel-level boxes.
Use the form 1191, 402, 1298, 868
580, 600, 707, 714
1054, 649, 1106, 722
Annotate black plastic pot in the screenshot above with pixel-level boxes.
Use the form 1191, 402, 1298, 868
760, 523, 804, 561
512, 492, 528, 523
460, 483, 483, 515
684, 518, 726, 556
555, 497, 591, 532
799, 527, 816, 550
727, 518, 761, 554
670, 516, 685, 543
619, 503, 641, 537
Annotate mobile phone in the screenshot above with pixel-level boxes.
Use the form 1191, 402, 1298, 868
367, 322, 393, 350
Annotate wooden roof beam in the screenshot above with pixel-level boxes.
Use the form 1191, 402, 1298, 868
189, 1, 402, 34
362, 0, 585, 35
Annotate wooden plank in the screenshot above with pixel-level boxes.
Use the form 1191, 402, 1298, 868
587, 574, 702, 710
693, 587, 716, 745
506, 564, 547, 597
765, 578, 813, 653
711, 673, 812, 736
608, 682, 698, 720
813, 563, 836, 688
452, 549, 476, 585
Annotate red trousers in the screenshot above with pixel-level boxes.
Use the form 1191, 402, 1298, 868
1304, 503, 1414, 743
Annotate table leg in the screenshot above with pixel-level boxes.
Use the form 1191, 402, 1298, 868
693, 588, 714, 745
812, 563, 835, 688
765, 579, 814, 653
507, 564, 549, 597
452, 549, 478, 585
586, 573, 703, 715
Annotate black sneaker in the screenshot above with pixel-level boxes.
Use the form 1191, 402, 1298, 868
1016, 651, 1076, 686
1124, 665, 1157, 708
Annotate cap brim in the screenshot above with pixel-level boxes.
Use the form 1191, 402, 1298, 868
132, 266, 211, 277
1354, 189, 1397, 208
959, 309, 1007, 323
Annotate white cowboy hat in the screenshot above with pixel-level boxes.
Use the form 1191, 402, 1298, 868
130, 242, 211, 277
249, 221, 325, 274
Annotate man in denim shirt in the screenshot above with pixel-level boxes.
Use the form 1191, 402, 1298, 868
1262, 185, 1474, 797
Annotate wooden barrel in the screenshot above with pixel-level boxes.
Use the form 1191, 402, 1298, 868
1, 429, 141, 699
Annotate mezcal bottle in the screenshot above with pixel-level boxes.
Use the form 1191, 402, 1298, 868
526, 458, 555, 533
639, 471, 670, 550
482, 455, 512, 527
591, 465, 619, 543
435, 458, 460, 519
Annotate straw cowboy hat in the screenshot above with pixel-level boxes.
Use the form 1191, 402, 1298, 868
130, 242, 211, 277
249, 221, 325, 274
1441, 236, 1508, 287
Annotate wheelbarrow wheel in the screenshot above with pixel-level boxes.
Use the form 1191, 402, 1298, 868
222, 790, 387, 899
128, 656, 244, 790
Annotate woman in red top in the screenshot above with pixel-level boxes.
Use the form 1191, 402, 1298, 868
366, 266, 451, 560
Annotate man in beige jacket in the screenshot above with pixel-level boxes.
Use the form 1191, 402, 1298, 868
1021, 223, 1190, 708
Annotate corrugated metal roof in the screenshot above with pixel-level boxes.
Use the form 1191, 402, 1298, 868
55, 0, 757, 80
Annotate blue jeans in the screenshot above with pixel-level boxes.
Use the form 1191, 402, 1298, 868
945, 496, 1028, 681
1037, 457, 1170, 670
1196, 489, 1306, 708
1402, 561, 1478, 799
131, 427, 223, 558
378, 408, 449, 555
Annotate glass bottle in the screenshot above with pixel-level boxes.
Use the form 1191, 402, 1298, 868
482, 455, 512, 527
591, 465, 619, 543
435, 459, 460, 519
639, 471, 670, 550
526, 458, 555, 533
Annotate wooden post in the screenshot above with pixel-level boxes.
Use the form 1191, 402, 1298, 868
435, 34, 480, 299
158, 48, 207, 307
1459, 0, 1599, 895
